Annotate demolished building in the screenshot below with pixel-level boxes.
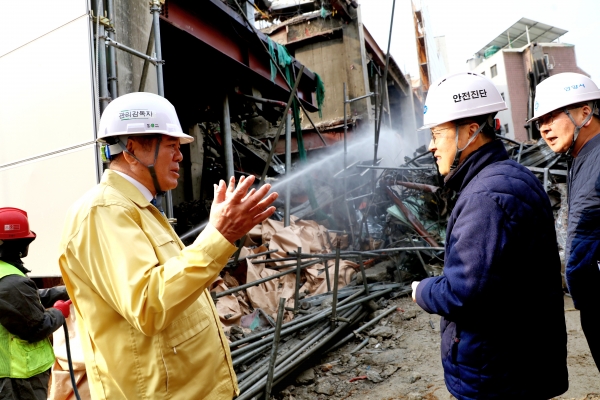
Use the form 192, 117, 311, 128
262, 1, 425, 154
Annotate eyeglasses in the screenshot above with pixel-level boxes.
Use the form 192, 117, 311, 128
430, 123, 470, 144
430, 126, 454, 144
535, 106, 583, 131
534, 110, 563, 131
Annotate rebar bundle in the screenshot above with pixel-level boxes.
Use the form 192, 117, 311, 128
229, 282, 411, 399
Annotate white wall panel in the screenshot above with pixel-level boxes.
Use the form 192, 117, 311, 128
0, 145, 98, 277
0, 4, 98, 277
0, 15, 95, 165
0, 0, 87, 57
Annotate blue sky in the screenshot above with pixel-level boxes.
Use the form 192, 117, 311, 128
361, 0, 600, 81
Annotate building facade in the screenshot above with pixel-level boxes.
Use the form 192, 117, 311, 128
468, 19, 588, 142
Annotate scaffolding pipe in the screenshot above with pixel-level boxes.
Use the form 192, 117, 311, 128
376, 0, 396, 137
237, 312, 345, 393
139, 24, 155, 92
264, 297, 286, 399
229, 288, 391, 358
284, 111, 292, 226
343, 83, 348, 173
96, 6, 110, 113
236, 320, 329, 386
373, 74, 379, 169
237, 306, 364, 400
350, 337, 369, 353
259, 65, 304, 185
270, 259, 338, 271
357, 255, 369, 296
106, 0, 118, 99
226, 249, 280, 265
330, 240, 341, 330
215, 258, 318, 298
287, 247, 442, 257
324, 259, 331, 292
232, 341, 272, 367
229, 287, 368, 349
103, 36, 158, 65
294, 247, 302, 314
149, 0, 175, 220
345, 92, 375, 103
150, 1, 165, 96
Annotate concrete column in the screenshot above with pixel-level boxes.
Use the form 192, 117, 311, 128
222, 94, 234, 179
189, 124, 204, 201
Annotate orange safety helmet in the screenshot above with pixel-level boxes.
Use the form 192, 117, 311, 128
0, 208, 36, 241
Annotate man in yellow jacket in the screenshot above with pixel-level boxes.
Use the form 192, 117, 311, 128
58, 92, 278, 399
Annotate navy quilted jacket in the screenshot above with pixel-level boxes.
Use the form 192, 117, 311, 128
416, 140, 568, 399
565, 134, 600, 309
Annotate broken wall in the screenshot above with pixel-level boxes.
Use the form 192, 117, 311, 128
270, 15, 372, 126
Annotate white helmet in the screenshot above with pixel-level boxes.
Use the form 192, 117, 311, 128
420, 72, 507, 130
527, 72, 600, 123
97, 92, 193, 154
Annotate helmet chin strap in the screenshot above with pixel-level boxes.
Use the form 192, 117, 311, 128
564, 101, 596, 156
119, 136, 165, 212
450, 121, 487, 170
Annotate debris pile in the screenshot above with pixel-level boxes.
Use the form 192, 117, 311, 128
202, 134, 571, 398
203, 140, 450, 397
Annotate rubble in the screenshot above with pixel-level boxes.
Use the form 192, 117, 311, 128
355, 260, 393, 284
367, 326, 394, 338
295, 369, 315, 385
315, 379, 334, 395
366, 370, 383, 383
201, 103, 572, 399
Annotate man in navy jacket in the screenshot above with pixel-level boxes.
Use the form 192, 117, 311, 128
529, 72, 600, 370
413, 72, 568, 399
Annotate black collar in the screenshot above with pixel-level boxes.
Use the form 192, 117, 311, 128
445, 139, 509, 193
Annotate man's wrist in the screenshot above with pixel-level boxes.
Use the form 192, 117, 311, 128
411, 281, 420, 302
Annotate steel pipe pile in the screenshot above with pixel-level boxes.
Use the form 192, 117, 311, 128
228, 282, 409, 398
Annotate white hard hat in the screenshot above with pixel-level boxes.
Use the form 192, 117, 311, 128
97, 92, 193, 144
527, 72, 600, 123
420, 72, 507, 130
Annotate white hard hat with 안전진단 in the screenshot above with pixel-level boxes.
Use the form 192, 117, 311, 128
420, 72, 507, 130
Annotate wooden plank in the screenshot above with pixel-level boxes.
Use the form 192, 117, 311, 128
342, 20, 370, 119
295, 37, 346, 125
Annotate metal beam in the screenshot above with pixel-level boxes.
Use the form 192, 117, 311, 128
274, 131, 346, 154
161, 0, 318, 112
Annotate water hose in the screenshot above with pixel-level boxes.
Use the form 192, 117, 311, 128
62, 322, 82, 400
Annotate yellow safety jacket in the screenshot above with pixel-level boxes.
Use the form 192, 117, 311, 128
0, 260, 55, 379
59, 170, 239, 399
